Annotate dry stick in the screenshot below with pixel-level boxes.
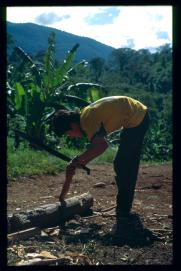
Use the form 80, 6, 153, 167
101, 205, 116, 213
82, 213, 100, 219
151, 214, 172, 217
102, 213, 116, 217
149, 228, 172, 238
81, 204, 116, 219
8, 227, 41, 242
83, 212, 116, 219
149, 228, 172, 232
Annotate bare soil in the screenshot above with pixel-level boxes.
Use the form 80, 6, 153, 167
7, 163, 173, 265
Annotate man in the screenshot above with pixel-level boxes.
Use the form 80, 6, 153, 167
53, 96, 150, 234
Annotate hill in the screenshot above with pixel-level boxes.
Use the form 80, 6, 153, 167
7, 22, 114, 62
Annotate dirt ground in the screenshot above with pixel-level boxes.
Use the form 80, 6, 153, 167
7, 162, 173, 265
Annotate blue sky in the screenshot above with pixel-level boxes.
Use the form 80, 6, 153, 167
7, 6, 172, 51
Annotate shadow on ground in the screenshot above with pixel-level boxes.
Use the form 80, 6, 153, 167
56, 214, 160, 249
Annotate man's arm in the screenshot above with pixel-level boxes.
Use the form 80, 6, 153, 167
77, 135, 109, 165
59, 135, 108, 201
59, 169, 75, 202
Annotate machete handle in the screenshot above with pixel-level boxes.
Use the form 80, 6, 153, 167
13, 129, 91, 175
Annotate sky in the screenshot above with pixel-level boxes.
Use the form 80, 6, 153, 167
6, 6, 172, 51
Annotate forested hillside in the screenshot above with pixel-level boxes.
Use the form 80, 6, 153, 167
7, 31, 172, 167
7, 22, 114, 62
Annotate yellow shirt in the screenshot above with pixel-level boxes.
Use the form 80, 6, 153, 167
80, 96, 147, 141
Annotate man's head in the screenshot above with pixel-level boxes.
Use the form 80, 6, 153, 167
52, 109, 83, 138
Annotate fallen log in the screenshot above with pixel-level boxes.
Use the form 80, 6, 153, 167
8, 193, 93, 233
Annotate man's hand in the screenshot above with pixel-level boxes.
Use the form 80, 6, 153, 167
58, 158, 82, 203
58, 174, 72, 203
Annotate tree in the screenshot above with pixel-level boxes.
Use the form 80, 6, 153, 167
110, 48, 136, 76
7, 33, 16, 62
89, 57, 105, 82
148, 44, 172, 93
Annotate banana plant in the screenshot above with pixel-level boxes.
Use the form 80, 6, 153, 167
7, 32, 104, 143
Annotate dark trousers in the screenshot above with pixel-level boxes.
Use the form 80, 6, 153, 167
113, 112, 150, 220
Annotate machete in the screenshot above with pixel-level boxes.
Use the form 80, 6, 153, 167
13, 129, 90, 175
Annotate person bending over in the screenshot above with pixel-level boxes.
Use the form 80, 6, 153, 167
52, 96, 150, 234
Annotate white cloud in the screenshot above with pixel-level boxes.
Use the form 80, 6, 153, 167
6, 6, 172, 49
85, 7, 120, 25
35, 12, 70, 25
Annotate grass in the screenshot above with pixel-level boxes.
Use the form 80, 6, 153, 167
7, 137, 67, 178
7, 137, 172, 179
8, 148, 66, 178
141, 160, 172, 167
7, 137, 116, 179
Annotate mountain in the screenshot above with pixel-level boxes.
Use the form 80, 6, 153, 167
7, 22, 114, 62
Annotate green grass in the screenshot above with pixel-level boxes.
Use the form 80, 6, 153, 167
7, 137, 116, 179
8, 148, 66, 178
140, 160, 172, 167
91, 147, 172, 167
7, 137, 172, 179
7, 137, 78, 179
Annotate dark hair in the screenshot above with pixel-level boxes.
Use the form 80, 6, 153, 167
52, 109, 80, 136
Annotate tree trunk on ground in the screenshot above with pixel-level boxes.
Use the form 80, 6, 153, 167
8, 193, 93, 233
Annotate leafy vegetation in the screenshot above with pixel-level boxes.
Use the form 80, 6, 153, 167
7, 32, 103, 144
7, 31, 172, 178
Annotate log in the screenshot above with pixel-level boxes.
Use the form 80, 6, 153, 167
8, 193, 93, 233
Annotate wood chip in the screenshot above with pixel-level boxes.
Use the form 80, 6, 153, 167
38, 251, 57, 259
93, 182, 106, 188
16, 256, 73, 266
101, 205, 116, 212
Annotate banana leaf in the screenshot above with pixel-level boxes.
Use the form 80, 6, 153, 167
54, 44, 79, 88
14, 82, 25, 110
